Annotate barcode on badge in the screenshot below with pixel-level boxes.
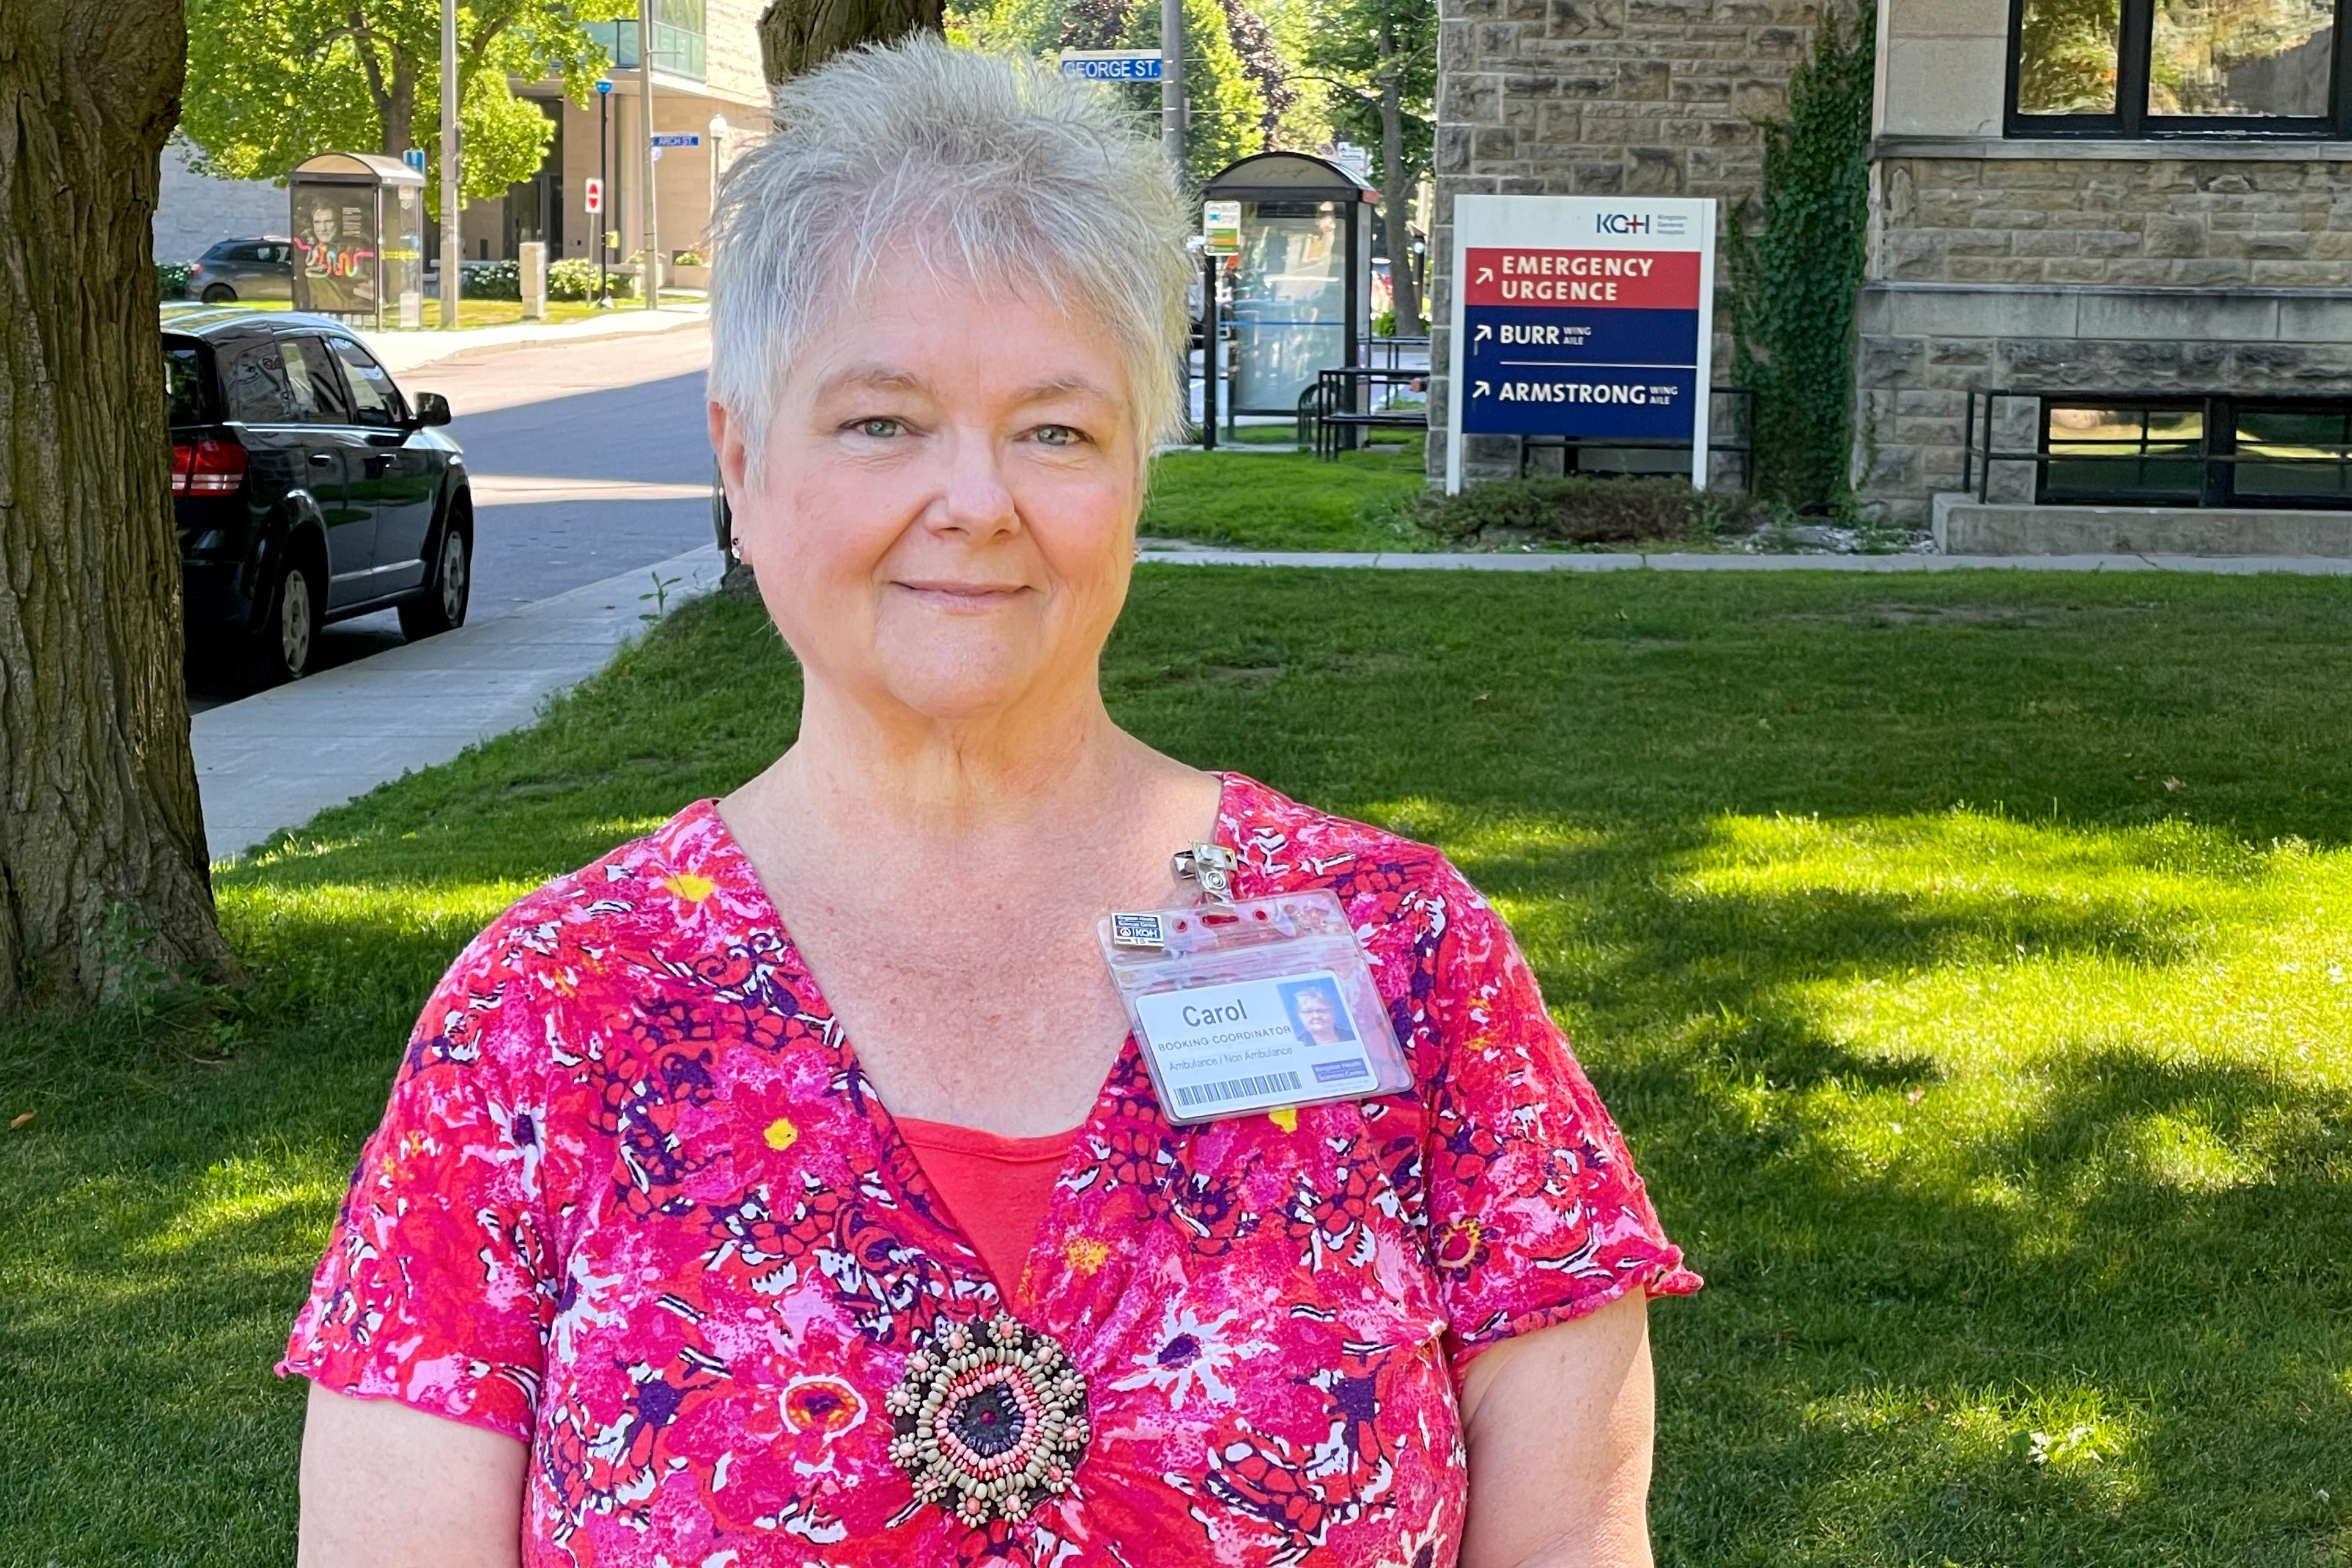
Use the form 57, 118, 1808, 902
1174, 1070, 1303, 1109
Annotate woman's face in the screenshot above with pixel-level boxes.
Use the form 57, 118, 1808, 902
1295, 986, 1341, 1045
714, 247, 1145, 727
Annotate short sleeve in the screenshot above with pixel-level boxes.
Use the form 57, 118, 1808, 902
1416, 867, 1700, 1374
279, 923, 561, 1441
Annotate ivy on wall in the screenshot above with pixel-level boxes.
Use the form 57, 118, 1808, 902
1726, 4, 1876, 513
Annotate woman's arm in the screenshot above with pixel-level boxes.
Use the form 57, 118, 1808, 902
297, 1382, 528, 1567
1455, 1290, 1657, 1568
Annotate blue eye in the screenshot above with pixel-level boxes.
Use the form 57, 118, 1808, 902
1034, 425, 1083, 446
849, 418, 903, 438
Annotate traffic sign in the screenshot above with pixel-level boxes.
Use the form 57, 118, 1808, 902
1445, 195, 1717, 494
651, 133, 700, 147
595, 78, 613, 94
583, 177, 604, 215
1059, 49, 1163, 81
402, 148, 426, 172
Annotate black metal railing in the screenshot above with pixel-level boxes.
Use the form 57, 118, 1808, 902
1300, 366, 1429, 458
1507, 386, 1757, 492
1963, 388, 2352, 509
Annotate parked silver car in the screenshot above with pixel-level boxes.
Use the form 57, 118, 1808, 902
187, 237, 295, 305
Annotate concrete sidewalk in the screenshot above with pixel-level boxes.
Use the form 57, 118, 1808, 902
355, 303, 708, 376
1135, 544, 2352, 574
194, 545, 725, 862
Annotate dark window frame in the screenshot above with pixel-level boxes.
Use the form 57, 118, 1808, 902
2007, 0, 2352, 136
2038, 393, 2352, 508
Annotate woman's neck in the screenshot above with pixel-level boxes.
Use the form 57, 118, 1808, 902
728, 675, 1201, 892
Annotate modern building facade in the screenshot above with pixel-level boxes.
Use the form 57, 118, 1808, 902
1429, 0, 2352, 547
462, 0, 769, 278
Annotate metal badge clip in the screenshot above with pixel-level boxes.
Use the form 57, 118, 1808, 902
1172, 843, 1240, 904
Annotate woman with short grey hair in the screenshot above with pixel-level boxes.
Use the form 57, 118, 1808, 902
287, 37, 1695, 1568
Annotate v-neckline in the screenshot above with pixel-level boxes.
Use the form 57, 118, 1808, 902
689, 774, 1243, 1318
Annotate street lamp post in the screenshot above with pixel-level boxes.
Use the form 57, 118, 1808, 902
638, 0, 660, 311
708, 113, 728, 239
439, 0, 459, 328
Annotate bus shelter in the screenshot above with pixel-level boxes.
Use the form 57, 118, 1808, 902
1200, 152, 1378, 418
289, 152, 426, 329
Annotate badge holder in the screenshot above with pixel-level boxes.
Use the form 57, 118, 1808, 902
1098, 845, 1413, 1125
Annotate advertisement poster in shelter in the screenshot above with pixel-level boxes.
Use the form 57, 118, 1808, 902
1444, 194, 1716, 492
290, 182, 380, 317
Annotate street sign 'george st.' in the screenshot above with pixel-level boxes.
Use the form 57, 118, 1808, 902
1444, 194, 1718, 493
1059, 49, 1163, 81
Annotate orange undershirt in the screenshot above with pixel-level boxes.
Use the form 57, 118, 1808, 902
895, 1116, 1078, 1301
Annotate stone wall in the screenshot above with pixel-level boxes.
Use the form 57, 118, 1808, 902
1876, 155, 2352, 290
1427, 0, 1838, 484
1859, 150, 2352, 522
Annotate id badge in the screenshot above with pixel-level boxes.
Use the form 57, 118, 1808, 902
1097, 889, 1414, 1125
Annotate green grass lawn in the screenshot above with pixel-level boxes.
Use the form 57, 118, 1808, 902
1142, 442, 1430, 550
7, 571, 2352, 1563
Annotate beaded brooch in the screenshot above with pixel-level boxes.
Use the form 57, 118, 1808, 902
885, 1313, 1092, 1524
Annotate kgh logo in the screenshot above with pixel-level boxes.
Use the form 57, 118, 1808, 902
1596, 213, 1651, 235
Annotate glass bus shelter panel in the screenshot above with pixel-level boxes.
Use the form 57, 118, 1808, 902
1232, 200, 1348, 413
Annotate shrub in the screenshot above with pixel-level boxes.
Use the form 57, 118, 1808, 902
547, 257, 630, 301
1370, 308, 1397, 338
158, 262, 192, 301
1402, 475, 1769, 547
671, 249, 706, 267
464, 261, 520, 300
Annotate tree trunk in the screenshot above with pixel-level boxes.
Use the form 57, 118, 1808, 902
0, 0, 233, 1014
756, 0, 943, 86
381, 54, 416, 161
1375, 35, 1421, 337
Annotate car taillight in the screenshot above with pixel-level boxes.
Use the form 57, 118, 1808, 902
188, 262, 204, 275
171, 438, 246, 495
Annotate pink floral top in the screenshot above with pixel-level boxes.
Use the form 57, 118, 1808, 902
283, 774, 1698, 1567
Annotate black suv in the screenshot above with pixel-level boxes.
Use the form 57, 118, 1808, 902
165, 308, 472, 681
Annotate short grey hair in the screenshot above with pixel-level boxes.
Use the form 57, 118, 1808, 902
708, 37, 1193, 478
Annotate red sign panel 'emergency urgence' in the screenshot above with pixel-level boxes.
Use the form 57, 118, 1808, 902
1463, 248, 1703, 309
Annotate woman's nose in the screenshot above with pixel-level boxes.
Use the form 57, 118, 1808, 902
930, 430, 1019, 539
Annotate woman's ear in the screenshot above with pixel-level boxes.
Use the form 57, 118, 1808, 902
710, 399, 753, 516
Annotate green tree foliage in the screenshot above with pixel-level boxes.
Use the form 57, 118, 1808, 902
951, 0, 1274, 188
180, 0, 631, 201
1725, 5, 1874, 512
1296, 0, 1432, 330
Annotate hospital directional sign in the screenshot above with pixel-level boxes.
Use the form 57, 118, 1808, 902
1059, 48, 1163, 81
1444, 196, 1717, 492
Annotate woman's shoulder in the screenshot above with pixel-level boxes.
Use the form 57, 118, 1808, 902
415, 799, 750, 1056
1217, 772, 1485, 912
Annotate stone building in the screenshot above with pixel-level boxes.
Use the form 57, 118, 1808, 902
1426, 0, 1836, 487
1431, 0, 2352, 549
1866, 0, 2352, 547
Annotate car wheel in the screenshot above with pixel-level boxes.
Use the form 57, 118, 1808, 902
201, 284, 237, 305
250, 552, 320, 684
398, 518, 470, 640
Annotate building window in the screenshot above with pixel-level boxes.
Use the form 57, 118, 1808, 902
2008, 0, 2351, 135
2041, 396, 2352, 507
587, 1, 706, 80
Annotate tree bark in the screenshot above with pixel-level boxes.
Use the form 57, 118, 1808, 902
1375, 28, 1422, 338
756, 0, 943, 87
0, 0, 233, 1013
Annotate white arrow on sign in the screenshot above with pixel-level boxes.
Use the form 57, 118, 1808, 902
1473, 324, 1492, 346
1476, 265, 1494, 284
1473, 380, 1492, 398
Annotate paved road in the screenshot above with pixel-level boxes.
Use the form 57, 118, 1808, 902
189, 324, 718, 710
